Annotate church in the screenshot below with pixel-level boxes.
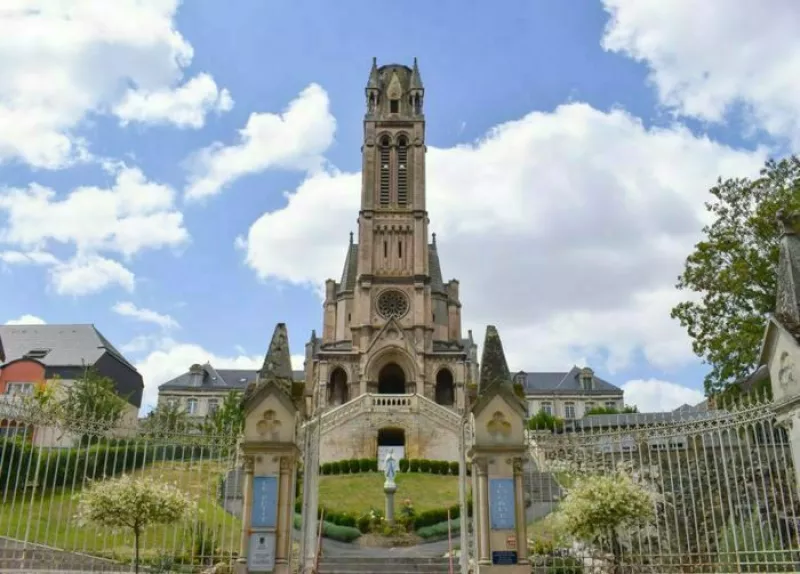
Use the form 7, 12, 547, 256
303, 58, 476, 463
156, 59, 626, 464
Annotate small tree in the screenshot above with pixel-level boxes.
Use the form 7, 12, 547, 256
527, 409, 564, 432
557, 472, 654, 570
143, 400, 192, 437
63, 367, 128, 434
200, 391, 244, 436
75, 475, 197, 572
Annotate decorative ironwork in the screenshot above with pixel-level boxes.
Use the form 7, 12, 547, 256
376, 289, 409, 319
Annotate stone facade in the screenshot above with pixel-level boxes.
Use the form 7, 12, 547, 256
305, 59, 477, 463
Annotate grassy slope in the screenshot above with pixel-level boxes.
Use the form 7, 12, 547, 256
318, 472, 460, 515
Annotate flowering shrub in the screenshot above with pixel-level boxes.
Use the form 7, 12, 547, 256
74, 474, 197, 573
556, 471, 654, 566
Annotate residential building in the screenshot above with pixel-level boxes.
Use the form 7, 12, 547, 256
515, 366, 624, 420
0, 324, 144, 445
157, 363, 305, 419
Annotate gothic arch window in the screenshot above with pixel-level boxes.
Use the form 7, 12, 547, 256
396, 136, 408, 206
390, 99, 399, 114
379, 136, 391, 206
328, 367, 348, 406
435, 368, 455, 406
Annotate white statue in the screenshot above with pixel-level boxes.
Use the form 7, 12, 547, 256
384, 449, 397, 486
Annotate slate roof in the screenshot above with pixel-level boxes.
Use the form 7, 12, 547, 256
516, 366, 623, 396
159, 364, 305, 392
335, 242, 446, 294
0, 324, 136, 371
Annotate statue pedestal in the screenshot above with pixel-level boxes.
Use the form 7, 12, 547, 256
384, 481, 397, 524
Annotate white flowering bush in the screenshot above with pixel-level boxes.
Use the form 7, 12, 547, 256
75, 474, 197, 573
556, 472, 654, 566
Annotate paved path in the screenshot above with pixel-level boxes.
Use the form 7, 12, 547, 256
292, 527, 455, 558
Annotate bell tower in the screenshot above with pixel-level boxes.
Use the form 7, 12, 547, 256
358, 58, 427, 281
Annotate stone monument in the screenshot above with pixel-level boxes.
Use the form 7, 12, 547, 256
383, 449, 398, 524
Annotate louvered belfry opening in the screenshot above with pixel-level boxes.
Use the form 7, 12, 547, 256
396, 136, 408, 206
379, 135, 391, 206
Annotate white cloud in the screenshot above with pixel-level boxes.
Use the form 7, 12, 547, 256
238, 99, 765, 376
114, 73, 233, 129
185, 84, 336, 200
621, 378, 705, 412
134, 338, 306, 413
0, 0, 230, 168
0, 164, 188, 295
4, 314, 46, 325
112, 302, 179, 330
601, 0, 800, 144
50, 255, 135, 296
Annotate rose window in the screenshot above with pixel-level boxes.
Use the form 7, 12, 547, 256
377, 290, 409, 319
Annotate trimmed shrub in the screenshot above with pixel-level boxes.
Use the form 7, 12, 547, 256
321, 462, 332, 475
420, 459, 431, 473
359, 458, 371, 472
399, 458, 409, 472
292, 514, 361, 543
370, 458, 378, 472
348, 459, 360, 473
357, 514, 371, 534
409, 459, 420, 472
449, 461, 459, 475
331, 461, 341, 475
417, 519, 460, 539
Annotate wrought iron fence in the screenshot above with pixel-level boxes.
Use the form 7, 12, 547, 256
524, 396, 800, 573
0, 399, 243, 573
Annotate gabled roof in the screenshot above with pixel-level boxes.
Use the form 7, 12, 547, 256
159, 365, 304, 392
0, 324, 137, 372
515, 366, 622, 396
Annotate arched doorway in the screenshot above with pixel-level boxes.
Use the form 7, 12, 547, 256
435, 368, 455, 406
378, 362, 406, 394
377, 427, 406, 469
328, 368, 348, 406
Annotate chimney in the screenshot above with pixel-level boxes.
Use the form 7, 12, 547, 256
188, 363, 204, 387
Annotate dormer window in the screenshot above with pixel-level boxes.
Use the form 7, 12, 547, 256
24, 348, 50, 360
390, 99, 399, 113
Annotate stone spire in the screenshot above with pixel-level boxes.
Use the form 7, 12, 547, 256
776, 210, 800, 330
259, 323, 294, 392
409, 57, 423, 90
478, 325, 511, 393
366, 57, 380, 90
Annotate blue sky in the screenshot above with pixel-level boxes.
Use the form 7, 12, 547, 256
1, 0, 797, 412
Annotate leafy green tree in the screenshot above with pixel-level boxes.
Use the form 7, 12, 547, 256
74, 475, 196, 573
142, 400, 192, 436
62, 367, 128, 429
200, 391, 244, 436
671, 156, 800, 395
557, 473, 654, 569
527, 409, 564, 432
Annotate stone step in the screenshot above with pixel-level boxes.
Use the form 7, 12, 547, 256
0, 548, 130, 572
318, 556, 452, 573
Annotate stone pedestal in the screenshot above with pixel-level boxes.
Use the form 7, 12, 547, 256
384, 482, 397, 524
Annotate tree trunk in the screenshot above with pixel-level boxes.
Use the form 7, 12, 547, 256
134, 529, 140, 574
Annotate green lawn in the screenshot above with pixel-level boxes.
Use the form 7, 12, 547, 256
0, 460, 241, 563
318, 472, 461, 515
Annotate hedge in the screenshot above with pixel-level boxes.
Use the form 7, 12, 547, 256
417, 518, 461, 539
319, 457, 467, 476
0, 437, 205, 492
292, 513, 361, 543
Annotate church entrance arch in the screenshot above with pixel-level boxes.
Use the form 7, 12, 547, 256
435, 368, 455, 406
328, 367, 348, 406
378, 362, 406, 394
377, 427, 405, 467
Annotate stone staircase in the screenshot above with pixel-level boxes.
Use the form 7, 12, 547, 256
317, 556, 452, 573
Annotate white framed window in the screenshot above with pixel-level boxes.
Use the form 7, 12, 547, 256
541, 402, 553, 416
208, 399, 219, 415
564, 402, 576, 420
166, 397, 178, 408
585, 401, 595, 413
187, 398, 198, 415
605, 401, 617, 410
6, 382, 35, 396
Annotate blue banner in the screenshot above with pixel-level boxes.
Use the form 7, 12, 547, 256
489, 477, 515, 530
251, 476, 279, 528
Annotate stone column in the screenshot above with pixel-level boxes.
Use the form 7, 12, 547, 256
237, 456, 255, 567
513, 457, 528, 565
476, 459, 490, 565
471, 462, 480, 564
275, 457, 291, 566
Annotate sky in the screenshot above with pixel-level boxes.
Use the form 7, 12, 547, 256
1, 0, 798, 414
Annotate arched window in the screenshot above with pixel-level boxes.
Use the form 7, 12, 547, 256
435, 368, 455, 406
379, 136, 391, 206
396, 136, 408, 206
